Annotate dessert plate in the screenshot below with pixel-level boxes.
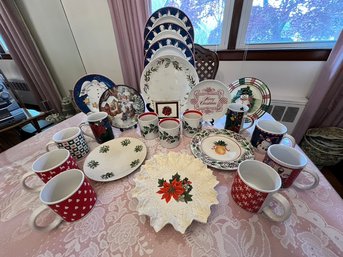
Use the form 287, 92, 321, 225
144, 7, 194, 40
83, 137, 147, 182
140, 55, 199, 113
132, 152, 218, 233
190, 129, 254, 170
99, 85, 145, 129
228, 77, 271, 120
73, 74, 115, 114
186, 80, 230, 121
144, 23, 194, 54
144, 38, 195, 67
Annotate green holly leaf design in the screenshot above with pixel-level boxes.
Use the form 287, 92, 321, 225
170, 173, 181, 183
134, 145, 143, 152
130, 159, 140, 168
101, 172, 114, 180
87, 160, 99, 169
172, 61, 182, 71
158, 178, 166, 187
121, 139, 131, 146
99, 145, 109, 153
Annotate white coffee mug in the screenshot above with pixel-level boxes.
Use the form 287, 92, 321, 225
158, 118, 181, 149
182, 110, 202, 137
138, 112, 159, 140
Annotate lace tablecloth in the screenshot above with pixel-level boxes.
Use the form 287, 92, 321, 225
0, 113, 342, 257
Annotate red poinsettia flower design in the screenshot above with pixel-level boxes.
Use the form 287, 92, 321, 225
157, 179, 185, 203
90, 123, 106, 136
162, 106, 172, 116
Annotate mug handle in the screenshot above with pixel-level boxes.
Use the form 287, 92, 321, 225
29, 205, 63, 232
45, 141, 56, 152
79, 122, 94, 139
292, 169, 320, 190
280, 134, 296, 147
21, 172, 44, 192
240, 116, 255, 133
262, 193, 291, 222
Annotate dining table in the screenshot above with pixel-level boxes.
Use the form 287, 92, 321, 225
0, 111, 342, 257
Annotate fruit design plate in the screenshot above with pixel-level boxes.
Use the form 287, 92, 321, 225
83, 137, 147, 182
228, 77, 271, 120
132, 152, 218, 233
190, 129, 255, 170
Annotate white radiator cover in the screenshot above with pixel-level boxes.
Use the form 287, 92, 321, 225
267, 96, 308, 134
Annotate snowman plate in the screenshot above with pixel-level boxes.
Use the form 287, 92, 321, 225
228, 77, 271, 120
73, 74, 116, 114
190, 129, 254, 170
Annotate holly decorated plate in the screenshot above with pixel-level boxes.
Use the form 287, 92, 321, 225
190, 129, 254, 170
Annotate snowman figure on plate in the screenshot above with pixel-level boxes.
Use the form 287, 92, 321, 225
79, 80, 108, 112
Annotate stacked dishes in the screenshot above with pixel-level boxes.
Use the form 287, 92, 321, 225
141, 7, 198, 117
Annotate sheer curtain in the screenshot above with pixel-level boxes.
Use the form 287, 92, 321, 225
0, 1, 62, 112
107, 0, 151, 92
293, 31, 343, 143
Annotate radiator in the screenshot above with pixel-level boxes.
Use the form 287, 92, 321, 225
5, 80, 38, 106
266, 97, 308, 134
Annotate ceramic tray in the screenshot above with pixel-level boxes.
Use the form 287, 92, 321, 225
83, 137, 147, 182
73, 74, 115, 114
228, 77, 271, 120
144, 38, 194, 68
132, 152, 218, 233
186, 80, 230, 121
140, 55, 199, 113
99, 85, 145, 129
190, 129, 255, 170
144, 7, 194, 41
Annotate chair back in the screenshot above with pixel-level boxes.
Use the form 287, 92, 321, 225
194, 44, 219, 81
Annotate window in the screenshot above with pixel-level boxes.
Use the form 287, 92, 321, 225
0, 35, 11, 59
150, 0, 342, 60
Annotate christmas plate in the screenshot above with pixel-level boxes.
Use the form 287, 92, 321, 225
83, 137, 147, 182
73, 74, 115, 114
140, 55, 199, 113
190, 129, 254, 170
186, 80, 230, 122
144, 23, 194, 54
132, 152, 218, 233
144, 37, 195, 68
228, 77, 271, 120
144, 7, 194, 41
99, 85, 145, 129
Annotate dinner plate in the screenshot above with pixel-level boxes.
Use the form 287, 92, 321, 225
144, 38, 195, 67
132, 152, 218, 233
186, 80, 230, 121
144, 23, 194, 54
99, 85, 145, 129
140, 55, 199, 113
73, 74, 115, 114
83, 137, 147, 182
228, 77, 271, 120
190, 129, 255, 170
144, 7, 194, 41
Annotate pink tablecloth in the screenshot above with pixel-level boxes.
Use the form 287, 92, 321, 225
0, 113, 342, 257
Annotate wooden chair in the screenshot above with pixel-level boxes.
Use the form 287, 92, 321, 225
194, 44, 219, 81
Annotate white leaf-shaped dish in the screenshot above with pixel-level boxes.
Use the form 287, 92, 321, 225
132, 152, 219, 233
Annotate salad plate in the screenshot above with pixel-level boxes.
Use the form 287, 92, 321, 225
132, 152, 218, 233
140, 55, 199, 113
144, 23, 194, 54
186, 80, 230, 121
99, 85, 145, 129
73, 74, 115, 114
144, 38, 195, 67
190, 129, 254, 170
83, 137, 147, 182
144, 7, 194, 41
228, 77, 271, 120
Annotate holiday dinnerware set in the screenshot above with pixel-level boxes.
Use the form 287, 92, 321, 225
21, 7, 319, 235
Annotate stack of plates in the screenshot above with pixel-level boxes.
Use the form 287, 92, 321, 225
141, 7, 199, 117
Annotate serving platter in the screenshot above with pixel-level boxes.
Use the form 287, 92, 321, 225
132, 152, 218, 233
144, 7, 194, 41
83, 137, 147, 182
144, 38, 195, 67
190, 129, 255, 170
140, 55, 199, 113
186, 80, 230, 121
228, 77, 271, 120
144, 23, 194, 54
99, 85, 145, 129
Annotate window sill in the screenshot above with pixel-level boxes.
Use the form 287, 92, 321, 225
217, 49, 330, 61
0, 53, 12, 60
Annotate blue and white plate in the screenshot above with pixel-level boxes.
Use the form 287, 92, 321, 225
144, 22, 194, 54
144, 7, 194, 41
73, 74, 115, 114
144, 38, 195, 68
